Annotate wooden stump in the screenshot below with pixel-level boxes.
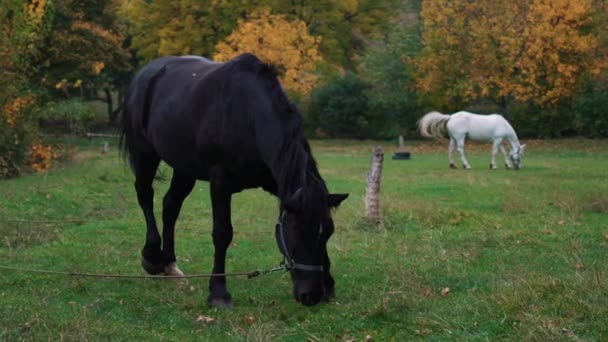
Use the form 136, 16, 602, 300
365, 147, 384, 224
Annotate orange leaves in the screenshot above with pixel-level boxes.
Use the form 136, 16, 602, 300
91, 61, 105, 75
416, 0, 599, 108
2, 96, 33, 128
30, 143, 57, 173
214, 8, 322, 95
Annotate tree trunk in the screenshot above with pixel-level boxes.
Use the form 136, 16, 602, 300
365, 147, 384, 224
104, 88, 114, 122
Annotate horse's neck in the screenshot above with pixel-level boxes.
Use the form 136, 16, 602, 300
505, 131, 520, 152
272, 138, 309, 200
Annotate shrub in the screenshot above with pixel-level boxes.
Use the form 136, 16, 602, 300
38, 99, 97, 134
0, 94, 37, 178
574, 79, 608, 138
309, 72, 377, 138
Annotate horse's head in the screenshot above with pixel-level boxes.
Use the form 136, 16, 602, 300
276, 187, 348, 306
510, 144, 526, 169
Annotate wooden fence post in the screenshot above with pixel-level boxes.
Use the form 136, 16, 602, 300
365, 147, 384, 224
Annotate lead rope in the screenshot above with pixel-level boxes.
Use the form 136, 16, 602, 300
0, 264, 288, 280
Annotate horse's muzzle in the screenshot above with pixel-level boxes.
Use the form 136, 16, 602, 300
296, 290, 323, 306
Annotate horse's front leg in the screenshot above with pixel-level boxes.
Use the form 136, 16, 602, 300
490, 140, 501, 169
208, 169, 234, 308
161, 171, 196, 276
499, 145, 512, 169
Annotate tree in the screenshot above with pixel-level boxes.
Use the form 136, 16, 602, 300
1, 0, 54, 177
37, 0, 132, 122
415, 0, 599, 109
309, 72, 373, 138
122, 0, 401, 71
214, 8, 322, 95
273, 0, 402, 69
358, 0, 422, 135
121, 0, 264, 63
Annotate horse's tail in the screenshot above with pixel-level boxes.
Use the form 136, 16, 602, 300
119, 61, 167, 168
418, 111, 451, 139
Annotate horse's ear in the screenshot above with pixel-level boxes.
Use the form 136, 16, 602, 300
327, 193, 349, 208
283, 188, 303, 212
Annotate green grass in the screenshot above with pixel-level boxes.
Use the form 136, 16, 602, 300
1, 139, 607, 341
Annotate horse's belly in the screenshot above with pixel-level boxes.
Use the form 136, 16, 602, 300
466, 132, 493, 141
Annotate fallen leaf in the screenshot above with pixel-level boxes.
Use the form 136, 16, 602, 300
195, 315, 214, 324
604, 234, 608, 242
415, 328, 432, 336
441, 287, 450, 297
364, 335, 373, 341
245, 315, 255, 325
574, 262, 585, 270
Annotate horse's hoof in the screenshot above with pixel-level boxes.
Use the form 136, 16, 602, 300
207, 294, 234, 309
505, 164, 511, 169
164, 262, 184, 277
449, 163, 457, 169
322, 289, 335, 302
490, 164, 497, 170
463, 165, 471, 170
141, 257, 165, 275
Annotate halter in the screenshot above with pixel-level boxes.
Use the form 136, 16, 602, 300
276, 212, 325, 273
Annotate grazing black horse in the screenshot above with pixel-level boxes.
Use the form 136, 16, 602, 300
120, 53, 348, 307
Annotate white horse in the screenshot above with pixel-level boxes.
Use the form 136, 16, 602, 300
418, 111, 526, 169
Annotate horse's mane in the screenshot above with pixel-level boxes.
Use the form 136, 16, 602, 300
225, 54, 330, 206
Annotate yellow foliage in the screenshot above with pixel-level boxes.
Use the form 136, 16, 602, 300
214, 8, 322, 94
92, 61, 105, 75
71, 20, 125, 47
2, 95, 33, 128
55, 79, 68, 90
416, 0, 599, 107
26, 0, 47, 24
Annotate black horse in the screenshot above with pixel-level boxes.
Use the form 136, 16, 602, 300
120, 53, 348, 307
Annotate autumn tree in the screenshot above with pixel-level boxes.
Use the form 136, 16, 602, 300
272, 0, 402, 69
121, 0, 264, 63
1, 0, 53, 177
121, 0, 400, 71
35, 0, 132, 122
214, 8, 322, 95
415, 0, 599, 109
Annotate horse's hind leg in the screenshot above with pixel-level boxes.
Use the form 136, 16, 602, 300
161, 171, 196, 276
448, 138, 457, 169
130, 151, 163, 274
455, 138, 471, 169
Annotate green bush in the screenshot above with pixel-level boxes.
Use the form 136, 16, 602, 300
0, 120, 30, 178
0, 95, 38, 179
574, 79, 608, 138
39, 99, 97, 134
309, 72, 378, 138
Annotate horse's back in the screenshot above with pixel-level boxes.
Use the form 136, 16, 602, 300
448, 111, 511, 140
123, 54, 282, 187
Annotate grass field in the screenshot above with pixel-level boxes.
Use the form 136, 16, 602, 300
1, 138, 607, 341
